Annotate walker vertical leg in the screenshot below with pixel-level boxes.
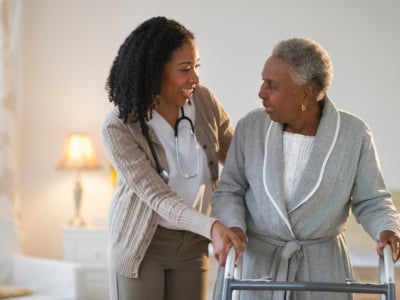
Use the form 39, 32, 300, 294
222, 278, 232, 300
386, 283, 396, 300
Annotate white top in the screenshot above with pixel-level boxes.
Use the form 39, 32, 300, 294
283, 132, 315, 205
147, 101, 212, 230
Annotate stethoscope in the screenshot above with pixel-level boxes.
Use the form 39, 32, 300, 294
140, 106, 200, 184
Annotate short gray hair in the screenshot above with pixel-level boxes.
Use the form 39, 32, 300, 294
272, 38, 333, 98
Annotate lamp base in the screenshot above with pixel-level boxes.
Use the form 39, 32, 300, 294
69, 180, 85, 227
69, 216, 86, 227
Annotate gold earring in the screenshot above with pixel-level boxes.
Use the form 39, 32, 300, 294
301, 104, 306, 112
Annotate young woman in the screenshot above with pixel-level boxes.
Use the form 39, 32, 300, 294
101, 16, 246, 300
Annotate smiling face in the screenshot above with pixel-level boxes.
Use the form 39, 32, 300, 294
258, 55, 306, 125
157, 39, 200, 112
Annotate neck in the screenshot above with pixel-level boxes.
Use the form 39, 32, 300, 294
284, 103, 322, 136
154, 105, 180, 128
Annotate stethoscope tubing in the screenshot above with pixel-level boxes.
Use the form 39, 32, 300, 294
141, 106, 200, 183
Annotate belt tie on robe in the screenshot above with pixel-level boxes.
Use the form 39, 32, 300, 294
249, 231, 336, 300
271, 240, 302, 300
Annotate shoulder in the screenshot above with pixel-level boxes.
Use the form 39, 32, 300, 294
339, 109, 372, 136
102, 107, 120, 128
101, 106, 141, 138
230, 108, 269, 145
237, 108, 269, 129
192, 85, 232, 126
324, 97, 373, 139
192, 85, 222, 110
193, 84, 215, 99
193, 85, 231, 112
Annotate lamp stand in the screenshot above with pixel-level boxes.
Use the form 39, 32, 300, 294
69, 177, 85, 226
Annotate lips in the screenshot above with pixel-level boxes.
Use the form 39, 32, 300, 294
264, 105, 274, 114
181, 88, 194, 99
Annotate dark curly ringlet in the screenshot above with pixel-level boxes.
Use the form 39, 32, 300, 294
106, 16, 195, 123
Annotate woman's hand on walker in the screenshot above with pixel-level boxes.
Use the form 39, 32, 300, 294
211, 221, 247, 266
376, 230, 400, 261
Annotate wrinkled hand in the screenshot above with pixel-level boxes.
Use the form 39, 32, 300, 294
376, 230, 400, 261
230, 226, 248, 244
211, 221, 247, 266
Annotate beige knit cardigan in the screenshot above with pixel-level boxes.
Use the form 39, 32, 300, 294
100, 85, 233, 278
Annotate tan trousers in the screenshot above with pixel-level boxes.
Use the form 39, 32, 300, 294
115, 226, 210, 300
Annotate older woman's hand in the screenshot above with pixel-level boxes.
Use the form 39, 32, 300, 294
211, 221, 247, 266
376, 230, 400, 261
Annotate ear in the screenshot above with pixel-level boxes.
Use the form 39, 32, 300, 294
302, 83, 317, 104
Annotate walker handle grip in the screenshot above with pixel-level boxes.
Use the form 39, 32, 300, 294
224, 246, 236, 279
380, 244, 395, 284
223, 246, 242, 280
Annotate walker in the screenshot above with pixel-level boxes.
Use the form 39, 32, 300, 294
222, 244, 396, 300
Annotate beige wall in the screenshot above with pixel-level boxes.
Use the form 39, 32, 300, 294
18, 0, 400, 259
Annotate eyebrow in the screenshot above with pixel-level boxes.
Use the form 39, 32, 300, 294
177, 61, 191, 66
177, 59, 201, 66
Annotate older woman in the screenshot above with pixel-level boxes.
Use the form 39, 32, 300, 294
211, 38, 400, 300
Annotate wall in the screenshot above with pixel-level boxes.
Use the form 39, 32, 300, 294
19, 0, 400, 259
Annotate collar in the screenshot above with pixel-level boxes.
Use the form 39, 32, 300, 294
262, 97, 341, 237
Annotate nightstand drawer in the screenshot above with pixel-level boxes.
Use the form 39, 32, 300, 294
69, 240, 108, 266
63, 226, 109, 300
64, 227, 108, 267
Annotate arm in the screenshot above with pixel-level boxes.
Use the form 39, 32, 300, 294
211, 119, 249, 264
351, 128, 400, 258
212, 118, 248, 230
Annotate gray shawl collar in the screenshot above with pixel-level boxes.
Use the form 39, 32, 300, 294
263, 97, 340, 237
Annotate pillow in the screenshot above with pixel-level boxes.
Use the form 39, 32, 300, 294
0, 285, 32, 298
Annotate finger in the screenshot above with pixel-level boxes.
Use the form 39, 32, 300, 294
219, 248, 228, 267
392, 241, 400, 261
378, 233, 391, 252
232, 231, 247, 251
214, 253, 220, 263
231, 236, 246, 258
378, 243, 384, 254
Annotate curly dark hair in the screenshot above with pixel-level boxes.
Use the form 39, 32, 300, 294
106, 16, 195, 123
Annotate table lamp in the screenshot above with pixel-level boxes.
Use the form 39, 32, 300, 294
56, 133, 100, 226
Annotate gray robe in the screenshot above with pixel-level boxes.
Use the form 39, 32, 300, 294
212, 97, 400, 300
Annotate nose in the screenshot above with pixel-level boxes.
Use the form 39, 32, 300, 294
189, 69, 200, 85
258, 89, 263, 99
258, 83, 267, 99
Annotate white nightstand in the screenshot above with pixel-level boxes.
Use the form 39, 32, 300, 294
63, 226, 109, 300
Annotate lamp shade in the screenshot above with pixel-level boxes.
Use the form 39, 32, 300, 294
57, 133, 100, 170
